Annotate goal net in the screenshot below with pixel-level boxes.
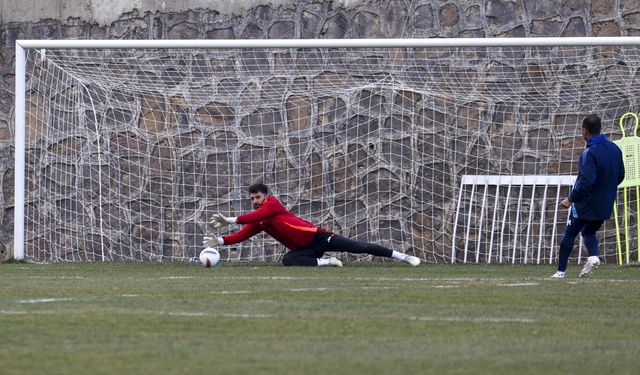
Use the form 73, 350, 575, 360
13, 38, 640, 264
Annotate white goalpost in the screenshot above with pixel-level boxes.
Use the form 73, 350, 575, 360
13, 37, 640, 263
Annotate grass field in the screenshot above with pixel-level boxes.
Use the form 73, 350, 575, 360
1, 262, 639, 375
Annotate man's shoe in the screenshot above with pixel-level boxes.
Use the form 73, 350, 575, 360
550, 271, 565, 279
329, 257, 343, 267
579, 257, 600, 278
404, 255, 421, 267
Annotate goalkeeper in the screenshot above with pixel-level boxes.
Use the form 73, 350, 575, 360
203, 183, 420, 267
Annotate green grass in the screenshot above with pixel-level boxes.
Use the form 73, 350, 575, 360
1, 262, 639, 375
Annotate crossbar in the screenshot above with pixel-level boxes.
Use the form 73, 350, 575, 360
16, 37, 640, 49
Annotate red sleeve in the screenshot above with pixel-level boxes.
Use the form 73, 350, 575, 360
236, 197, 286, 224
222, 223, 262, 245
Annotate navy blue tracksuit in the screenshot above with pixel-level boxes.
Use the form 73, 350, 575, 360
558, 134, 625, 272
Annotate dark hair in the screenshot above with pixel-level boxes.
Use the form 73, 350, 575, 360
248, 183, 269, 195
582, 114, 602, 135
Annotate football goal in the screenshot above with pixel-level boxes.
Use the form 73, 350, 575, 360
12, 37, 640, 263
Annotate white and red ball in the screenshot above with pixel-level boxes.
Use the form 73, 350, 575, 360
199, 248, 220, 267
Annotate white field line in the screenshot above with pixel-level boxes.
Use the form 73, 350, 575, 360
498, 283, 539, 287
160, 311, 208, 317
16, 298, 73, 304
0, 276, 84, 280
355, 277, 499, 282
7, 274, 638, 284
68, 276, 640, 283
0, 309, 273, 319
5, 276, 85, 279
201, 276, 412, 281
409, 316, 536, 323
139, 311, 274, 319
0, 308, 533, 323
553, 280, 638, 284
195, 276, 500, 283
231, 276, 323, 280
0, 310, 74, 315
210, 286, 399, 294
219, 313, 272, 318
210, 290, 252, 295
159, 276, 194, 279
200, 276, 640, 284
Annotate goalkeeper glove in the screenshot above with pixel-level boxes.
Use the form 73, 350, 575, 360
203, 236, 223, 248
210, 213, 237, 229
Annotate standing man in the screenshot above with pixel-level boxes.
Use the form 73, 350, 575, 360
551, 114, 625, 278
203, 183, 420, 267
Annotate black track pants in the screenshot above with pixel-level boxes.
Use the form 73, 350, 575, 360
281, 232, 393, 266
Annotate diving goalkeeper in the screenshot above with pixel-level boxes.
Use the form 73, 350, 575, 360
203, 183, 420, 267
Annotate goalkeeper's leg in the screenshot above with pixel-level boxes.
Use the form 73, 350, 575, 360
282, 248, 331, 267
322, 233, 420, 266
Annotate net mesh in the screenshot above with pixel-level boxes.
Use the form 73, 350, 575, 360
19, 44, 640, 263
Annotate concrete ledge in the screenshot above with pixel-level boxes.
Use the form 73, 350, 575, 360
0, 0, 318, 26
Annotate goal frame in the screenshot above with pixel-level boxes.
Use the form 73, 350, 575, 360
13, 36, 640, 260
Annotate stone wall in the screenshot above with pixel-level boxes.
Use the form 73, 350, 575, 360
1, 0, 640, 261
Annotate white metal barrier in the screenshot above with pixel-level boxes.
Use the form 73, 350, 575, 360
451, 175, 577, 264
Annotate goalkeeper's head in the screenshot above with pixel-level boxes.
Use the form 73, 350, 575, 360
248, 183, 270, 209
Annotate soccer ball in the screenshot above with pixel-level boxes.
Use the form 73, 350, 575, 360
199, 248, 220, 267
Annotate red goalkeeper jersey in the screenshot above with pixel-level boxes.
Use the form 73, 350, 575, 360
222, 195, 325, 250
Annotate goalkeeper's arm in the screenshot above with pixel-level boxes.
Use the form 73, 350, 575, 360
210, 213, 237, 229
203, 235, 224, 248
207, 223, 262, 246
210, 197, 285, 229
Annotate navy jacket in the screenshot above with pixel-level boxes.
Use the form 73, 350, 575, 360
570, 134, 625, 220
